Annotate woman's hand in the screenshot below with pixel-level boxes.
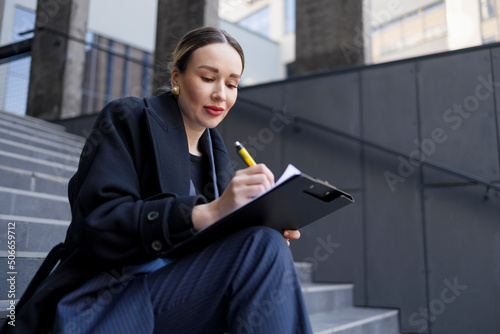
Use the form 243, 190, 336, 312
192, 164, 302, 245
283, 230, 301, 246
192, 164, 274, 230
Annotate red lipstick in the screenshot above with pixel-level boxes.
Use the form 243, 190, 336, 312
204, 105, 225, 116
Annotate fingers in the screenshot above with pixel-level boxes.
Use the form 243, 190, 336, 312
232, 164, 275, 196
212, 164, 276, 219
284, 230, 300, 240
283, 230, 300, 246
236, 164, 275, 188
234, 175, 272, 195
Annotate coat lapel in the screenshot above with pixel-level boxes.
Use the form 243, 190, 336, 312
209, 128, 235, 194
143, 93, 191, 196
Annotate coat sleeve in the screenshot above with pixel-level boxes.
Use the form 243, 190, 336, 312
66, 97, 203, 266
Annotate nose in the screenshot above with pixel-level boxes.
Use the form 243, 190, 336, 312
212, 82, 226, 102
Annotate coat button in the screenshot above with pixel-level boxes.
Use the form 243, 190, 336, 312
147, 211, 159, 221
151, 240, 163, 251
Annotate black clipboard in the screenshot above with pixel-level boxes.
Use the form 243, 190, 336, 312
165, 165, 354, 257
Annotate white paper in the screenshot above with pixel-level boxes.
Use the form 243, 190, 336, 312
274, 164, 301, 187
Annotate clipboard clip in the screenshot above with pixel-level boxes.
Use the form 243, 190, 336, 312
303, 183, 341, 202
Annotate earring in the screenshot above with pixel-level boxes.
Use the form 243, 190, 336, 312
172, 85, 180, 95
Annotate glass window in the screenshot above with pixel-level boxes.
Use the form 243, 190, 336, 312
1, 6, 36, 115
371, 1, 448, 61
285, 0, 295, 34
12, 6, 36, 42
480, 0, 496, 20
422, 2, 447, 41
237, 6, 270, 38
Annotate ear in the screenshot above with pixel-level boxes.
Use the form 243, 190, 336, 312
171, 68, 180, 87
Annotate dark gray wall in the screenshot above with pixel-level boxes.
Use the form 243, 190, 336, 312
220, 43, 500, 334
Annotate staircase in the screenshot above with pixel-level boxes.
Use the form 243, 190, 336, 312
0, 110, 400, 333
296, 262, 399, 333
0, 110, 84, 326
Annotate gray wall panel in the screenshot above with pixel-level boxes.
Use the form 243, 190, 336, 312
417, 50, 499, 184
291, 191, 365, 306
284, 72, 361, 137
222, 102, 284, 174
363, 148, 427, 333
361, 62, 419, 153
423, 186, 500, 334
282, 123, 362, 190
238, 83, 284, 110
492, 46, 500, 176
284, 122, 364, 305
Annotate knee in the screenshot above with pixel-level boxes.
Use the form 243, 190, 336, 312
235, 227, 299, 286
237, 226, 291, 258
242, 226, 286, 246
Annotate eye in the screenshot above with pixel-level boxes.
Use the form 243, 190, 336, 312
226, 83, 238, 89
201, 77, 214, 82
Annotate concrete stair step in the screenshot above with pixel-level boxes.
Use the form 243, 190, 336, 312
0, 217, 69, 253
0, 253, 45, 319
296, 261, 400, 333
0, 186, 71, 221
0, 127, 83, 156
302, 283, 354, 314
0, 109, 67, 132
0, 165, 70, 196
0, 300, 12, 326
0, 110, 85, 145
309, 307, 399, 334
0, 149, 77, 178
295, 261, 314, 284
0, 139, 80, 167
0, 118, 84, 151
0, 210, 69, 322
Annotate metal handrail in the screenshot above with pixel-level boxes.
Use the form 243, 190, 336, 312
236, 95, 500, 193
0, 39, 32, 64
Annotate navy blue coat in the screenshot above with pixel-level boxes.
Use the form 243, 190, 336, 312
3, 92, 235, 333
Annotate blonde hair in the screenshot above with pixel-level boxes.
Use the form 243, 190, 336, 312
170, 26, 245, 74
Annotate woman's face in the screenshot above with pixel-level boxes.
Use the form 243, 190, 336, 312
172, 43, 243, 133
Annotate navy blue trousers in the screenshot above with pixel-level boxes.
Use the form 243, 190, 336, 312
147, 226, 313, 333
54, 226, 312, 333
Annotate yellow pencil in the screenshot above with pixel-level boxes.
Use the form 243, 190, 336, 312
235, 141, 256, 167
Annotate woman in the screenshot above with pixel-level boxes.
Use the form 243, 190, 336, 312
5, 27, 313, 333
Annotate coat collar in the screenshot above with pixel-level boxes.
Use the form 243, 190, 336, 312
142, 92, 234, 196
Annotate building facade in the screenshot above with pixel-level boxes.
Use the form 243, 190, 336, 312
220, 0, 500, 66
0, 0, 280, 116
2, 0, 500, 115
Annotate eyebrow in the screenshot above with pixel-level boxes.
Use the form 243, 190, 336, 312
198, 65, 241, 79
